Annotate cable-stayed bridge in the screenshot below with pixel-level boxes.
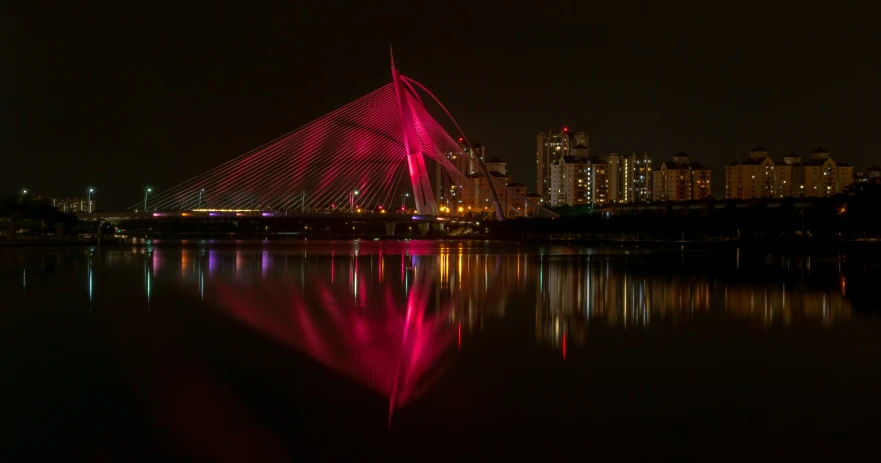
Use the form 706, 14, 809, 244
131, 49, 556, 221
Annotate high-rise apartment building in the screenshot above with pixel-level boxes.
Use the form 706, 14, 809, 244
726, 146, 777, 199
725, 146, 799, 199
652, 152, 711, 201
549, 156, 591, 207
725, 146, 853, 199
548, 154, 616, 207
452, 156, 532, 217
692, 164, 712, 200
438, 141, 488, 212
447, 140, 485, 176
536, 128, 587, 201
607, 153, 621, 202
547, 149, 650, 207
609, 152, 652, 203
798, 148, 853, 197
630, 153, 653, 202
592, 159, 611, 205
465, 171, 508, 214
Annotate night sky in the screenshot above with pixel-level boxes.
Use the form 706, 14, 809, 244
3, 1, 880, 209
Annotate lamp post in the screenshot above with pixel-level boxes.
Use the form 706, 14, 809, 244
144, 187, 152, 211
350, 190, 358, 212
20, 188, 27, 202
88, 187, 94, 213
199, 188, 204, 209
400, 192, 409, 211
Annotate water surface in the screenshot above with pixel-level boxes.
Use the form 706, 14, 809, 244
2, 241, 880, 458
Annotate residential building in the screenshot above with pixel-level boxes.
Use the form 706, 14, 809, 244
630, 152, 653, 202
609, 152, 652, 203
592, 159, 611, 205
726, 146, 773, 199
506, 182, 527, 216
797, 148, 853, 198
438, 141, 488, 213
56, 197, 95, 213
725, 146, 797, 199
725, 146, 854, 199
458, 156, 532, 218
549, 155, 591, 207
652, 152, 711, 201
548, 153, 618, 207
607, 153, 621, 202
465, 173, 500, 214
692, 164, 712, 200
536, 128, 587, 201
771, 160, 794, 198
455, 141, 485, 175
485, 157, 506, 176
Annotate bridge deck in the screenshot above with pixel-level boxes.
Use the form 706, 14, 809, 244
77, 211, 480, 225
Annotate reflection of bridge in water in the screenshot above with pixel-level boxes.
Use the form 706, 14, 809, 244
125, 244, 856, 417
163, 242, 520, 423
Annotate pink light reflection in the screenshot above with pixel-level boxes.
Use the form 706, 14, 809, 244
204, 256, 455, 425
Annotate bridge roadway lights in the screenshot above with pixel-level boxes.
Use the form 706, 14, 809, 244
384, 221, 396, 236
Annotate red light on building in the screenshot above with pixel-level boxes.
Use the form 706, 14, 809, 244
458, 137, 463, 142
563, 127, 568, 133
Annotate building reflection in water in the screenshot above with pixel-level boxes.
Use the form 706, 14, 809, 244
118, 244, 854, 415
724, 281, 850, 326
535, 254, 713, 353
534, 253, 852, 353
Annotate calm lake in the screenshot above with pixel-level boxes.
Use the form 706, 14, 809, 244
2, 241, 880, 458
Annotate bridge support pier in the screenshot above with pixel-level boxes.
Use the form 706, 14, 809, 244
432, 222, 444, 232
418, 222, 429, 236
384, 221, 396, 237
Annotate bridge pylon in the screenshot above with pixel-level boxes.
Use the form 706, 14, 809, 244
390, 46, 438, 216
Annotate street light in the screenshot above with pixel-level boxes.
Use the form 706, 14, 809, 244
19, 188, 27, 203
144, 187, 152, 211
350, 190, 359, 212
199, 188, 205, 209
400, 192, 409, 211
88, 187, 94, 213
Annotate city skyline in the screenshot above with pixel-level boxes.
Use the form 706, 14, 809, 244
5, 2, 881, 456
3, 2, 881, 209
16, 139, 877, 212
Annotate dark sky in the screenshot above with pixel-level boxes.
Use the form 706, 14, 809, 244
3, 1, 880, 208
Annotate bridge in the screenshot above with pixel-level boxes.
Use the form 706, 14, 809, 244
125, 48, 556, 223
78, 209, 481, 236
